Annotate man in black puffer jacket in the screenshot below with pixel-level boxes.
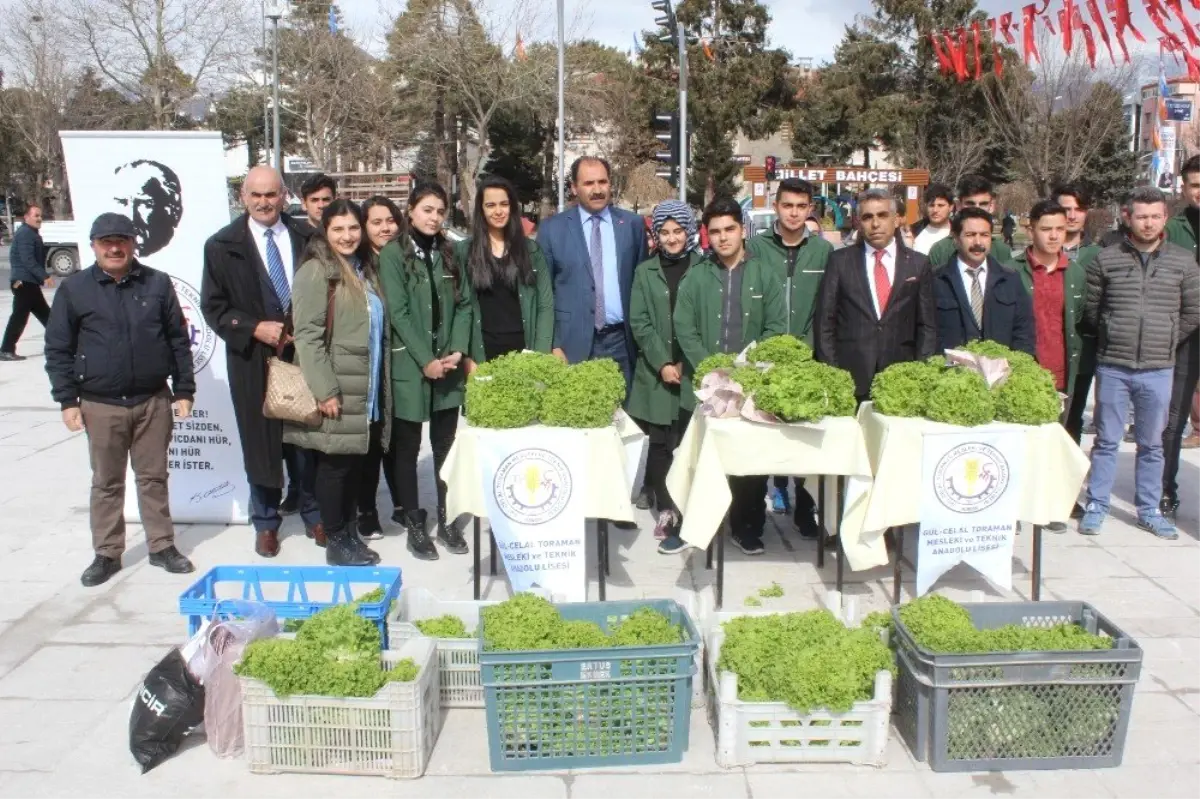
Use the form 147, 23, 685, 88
1079, 187, 1200, 540
44, 213, 197, 587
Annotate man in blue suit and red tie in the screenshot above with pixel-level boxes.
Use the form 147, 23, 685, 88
537, 156, 648, 390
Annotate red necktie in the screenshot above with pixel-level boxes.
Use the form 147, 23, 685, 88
873, 249, 891, 314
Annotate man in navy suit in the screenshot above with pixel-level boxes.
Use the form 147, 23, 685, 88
933, 207, 1036, 356
537, 156, 648, 392
815, 188, 937, 402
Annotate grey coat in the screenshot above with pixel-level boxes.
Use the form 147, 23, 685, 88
1084, 241, 1200, 371
283, 257, 392, 455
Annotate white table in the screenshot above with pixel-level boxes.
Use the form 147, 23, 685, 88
440, 413, 644, 599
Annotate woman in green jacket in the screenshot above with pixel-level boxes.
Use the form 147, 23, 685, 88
628, 200, 701, 550
674, 196, 787, 556
378, 183, 472, 561
354, 195, 405, 538
285, 199, 388, 567
459, 175, 554, 369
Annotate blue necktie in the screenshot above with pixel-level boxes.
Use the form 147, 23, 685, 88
264, 228, 290, 311
590, 214, 605, 329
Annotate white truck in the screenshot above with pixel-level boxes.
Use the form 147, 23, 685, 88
13, 219, 82, 276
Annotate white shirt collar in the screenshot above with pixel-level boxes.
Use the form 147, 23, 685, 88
958, 256, 987, 275
248, 215, 287, 239
868, 240, 896, 261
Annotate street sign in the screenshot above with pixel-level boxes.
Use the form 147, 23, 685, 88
1165, 98, 1193, 123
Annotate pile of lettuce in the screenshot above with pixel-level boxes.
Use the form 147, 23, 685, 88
466, 352, 625, 429
754, 361, 857, 422
871, 341, 1061, 427
744, 334, 813, 366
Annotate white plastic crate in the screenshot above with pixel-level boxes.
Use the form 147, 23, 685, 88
387, 587, 497, 708
704, 598, 893, 768
239, 637, 441, 778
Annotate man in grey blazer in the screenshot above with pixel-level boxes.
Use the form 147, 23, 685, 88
537, 156, 648, 392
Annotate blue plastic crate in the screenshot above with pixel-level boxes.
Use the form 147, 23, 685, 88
179, 565, 401, 645
479, 598, 699, 772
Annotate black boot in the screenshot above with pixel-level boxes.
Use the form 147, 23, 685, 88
404, 509, 439, 561
436, 506, 469, 554
1161, 493, 1180, 520
357, 510, 383, 540
635, 486, 654, 510
325, 530, 375, 566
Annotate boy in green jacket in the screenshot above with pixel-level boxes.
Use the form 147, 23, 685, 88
674, 196, 787, 556
745, 178, 832, 536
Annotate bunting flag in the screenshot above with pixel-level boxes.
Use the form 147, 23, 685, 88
1086, 0, 1117, 64
999, 12, 1017, 43
632, 33, 643, 56
931, 32, 956, 75
1023, 3, 1042, 63
515, 32, 527, 61
972, 21, 983, 79
990, 18, 1006, 76
1162, 0, 1200, 48
1058, 0, 1076, 54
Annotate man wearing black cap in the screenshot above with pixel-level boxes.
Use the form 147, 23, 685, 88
44, 213, 197, 587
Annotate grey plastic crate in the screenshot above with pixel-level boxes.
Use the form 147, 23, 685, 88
892, 600, 1142, 772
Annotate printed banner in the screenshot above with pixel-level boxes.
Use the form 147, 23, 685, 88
478, 427, 588, 601
917, 430, 1025, 596
60, 131, 249, 524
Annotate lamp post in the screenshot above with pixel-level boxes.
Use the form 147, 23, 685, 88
556, 0, 565, 212
265, 2, 286, 173
261, 1, 270, 165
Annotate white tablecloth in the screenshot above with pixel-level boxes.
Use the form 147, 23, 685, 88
665, 413, 875, 555
440, 412, 643, 523
839, 403, 1090, 570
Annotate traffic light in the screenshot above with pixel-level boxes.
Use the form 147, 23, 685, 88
652, 0, 679, 44
765, 155, 777, 182
654, 111, 681, 188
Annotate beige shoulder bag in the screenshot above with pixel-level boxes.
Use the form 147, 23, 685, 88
262, 281, 335, 427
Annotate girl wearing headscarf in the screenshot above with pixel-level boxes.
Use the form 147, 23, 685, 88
627, 200, 701, 553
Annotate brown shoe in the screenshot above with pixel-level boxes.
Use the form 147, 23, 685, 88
255, 530, 280, 558
306, 523, 327, 548
1182, 434, 1200, 450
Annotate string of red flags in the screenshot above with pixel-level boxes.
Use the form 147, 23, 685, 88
927, 0, 1200, 80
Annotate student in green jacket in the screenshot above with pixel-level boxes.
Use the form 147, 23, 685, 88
745, 177, 832, 536
674, 196, 787, 556
459, 175, 554, 368
286, 199, 387, 567
927, 175, 1012, 267
378, 183, 472, 561
628, 200, 702, 552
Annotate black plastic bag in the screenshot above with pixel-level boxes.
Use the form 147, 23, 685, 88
129, 648, 206, 773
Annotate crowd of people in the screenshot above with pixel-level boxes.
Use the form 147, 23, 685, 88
8, 152, 1198, 587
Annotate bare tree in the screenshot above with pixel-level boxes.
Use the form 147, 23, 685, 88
387, 0, 557, 220
0, 3, 74, 214
913, 117, 993, 188
63, 0, 254, 129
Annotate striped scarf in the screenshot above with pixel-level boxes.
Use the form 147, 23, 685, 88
650, 200, 698, 254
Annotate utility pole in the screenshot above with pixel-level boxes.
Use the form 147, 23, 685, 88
266, 2, 285, 173
652, 1, 688, 202
261, 0, 270, 165
556, 0, 566, 212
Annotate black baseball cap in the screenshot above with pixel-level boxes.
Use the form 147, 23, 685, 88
89, 212, 137, 241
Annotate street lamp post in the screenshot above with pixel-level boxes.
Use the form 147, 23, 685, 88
261, 1, 270, 165
556, 0, 566, 212
265, 2, 285, 173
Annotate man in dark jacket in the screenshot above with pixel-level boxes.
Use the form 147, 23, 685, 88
201, 166, 321, 558
927, 176, 1013, 267
815, 188, 938, 402
1, 203, 51, 360
934, 207, 1035, 356
44, 213, 196, 587
1081, 187, 1200, 539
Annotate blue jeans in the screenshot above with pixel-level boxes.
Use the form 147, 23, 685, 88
1087, 364, 1174, 516
250, 446, 320, 533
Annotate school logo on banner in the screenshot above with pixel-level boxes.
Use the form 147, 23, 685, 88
494, 448, 573, 525
170, 277, 216, 375
933, 442, 1011, 513
917, 430, 1025, 596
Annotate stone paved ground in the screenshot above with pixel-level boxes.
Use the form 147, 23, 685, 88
0, 286, 1197, 798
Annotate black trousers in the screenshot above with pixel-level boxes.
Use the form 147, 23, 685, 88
1163, 331, 1200, 500
358, 427, 398, 515
771, 476, 817, 509
315, 424, 383, 538
1065, 362, 1095, 444
730, 475, 768, 536
391, 408, 459, 512
641, 410, 692, 515
1, 281, 50, 353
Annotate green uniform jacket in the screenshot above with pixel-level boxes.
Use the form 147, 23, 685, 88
928, 235, 1011, 268
455, 237, 555, 362
1007, 248, 1088, 397
674, 254, 787, 412
627, 251, 702, 426
1165, 211, 1198, 260
745, 229, 833, 345
378, 237, 473, 423
283, 258, 392, 455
